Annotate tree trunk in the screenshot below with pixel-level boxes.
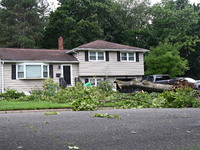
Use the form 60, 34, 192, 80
114, 80, 173, 93
114, 79, 196, 93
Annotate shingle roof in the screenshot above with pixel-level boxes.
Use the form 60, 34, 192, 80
0, 48, 77, 62
71, 40, 149, 52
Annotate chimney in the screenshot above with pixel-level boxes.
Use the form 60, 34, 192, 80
58, 36, 64, 50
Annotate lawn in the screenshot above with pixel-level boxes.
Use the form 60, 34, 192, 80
0, 100, 71, 111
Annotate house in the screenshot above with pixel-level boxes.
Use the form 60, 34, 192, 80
0, 39, 149, 93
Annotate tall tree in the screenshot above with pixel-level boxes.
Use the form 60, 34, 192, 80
42, 0, 127, 49
117, 0, 152, 48
149, 0, 199, 53
145, 0, 200, 78
0, 0, 49, 48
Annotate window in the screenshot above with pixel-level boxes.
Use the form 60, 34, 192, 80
89, 78, 104, 86
89, 52, 105, 61
17, 63, 49, 79
120, 52, 136, 62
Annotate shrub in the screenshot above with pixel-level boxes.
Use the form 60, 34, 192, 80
70, 86, 104, 111
0, 89, 25, 100
97, 80, 114, 94
43, 78, 59, 97
54, 82, 84, 103
153, 88, 197, 108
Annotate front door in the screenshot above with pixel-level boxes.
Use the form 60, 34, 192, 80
63, 66, 71, 85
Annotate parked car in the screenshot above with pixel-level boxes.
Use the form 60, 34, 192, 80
141, 75, 199, 89
141, 74, 170, 83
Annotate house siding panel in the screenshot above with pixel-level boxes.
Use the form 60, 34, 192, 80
78, 51, 144, 76
3, 63, 79, 93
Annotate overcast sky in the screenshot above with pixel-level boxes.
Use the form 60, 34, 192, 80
48, 0, 200, 10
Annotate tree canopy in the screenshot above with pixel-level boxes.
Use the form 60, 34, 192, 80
2, 0, 200, 79
145, 42, 189, 78
0, 0, 49, 48
42, 0, 128, 49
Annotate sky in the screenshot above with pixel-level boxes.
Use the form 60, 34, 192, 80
48, 0, 200, 10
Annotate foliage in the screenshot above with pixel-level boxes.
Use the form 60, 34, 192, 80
42, 0, 127, 49
0, 89, 25, 100
43, 78, 59, 97
0, 0, 49, 48
113, 92, 158, 109
96, 80, 114, 94
145, 42, 189, 78
153, 88, 198, 108
147, 0, 200, 79
44, 112, 59, 115
70, 85, 105, 111
92, 113, 122, 119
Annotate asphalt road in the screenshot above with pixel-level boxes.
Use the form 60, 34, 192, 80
0, 108, 200, 150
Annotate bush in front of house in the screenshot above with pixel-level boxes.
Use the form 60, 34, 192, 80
0, 89, 25, 100
2, 78, 200, 110
54, 82, 108, 110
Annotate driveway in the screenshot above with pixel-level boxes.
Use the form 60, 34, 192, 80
0, 108, 200, 150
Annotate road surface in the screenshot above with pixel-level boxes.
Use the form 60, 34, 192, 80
0, 108, 200, 150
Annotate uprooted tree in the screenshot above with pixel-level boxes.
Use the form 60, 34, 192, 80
114, 79, 196, 93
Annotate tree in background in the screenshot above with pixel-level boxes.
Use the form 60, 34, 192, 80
145, 42, 189, 78
145, 0, 200, 78
0, 0, 49, 48
42, 0, 129, 49
118, 0, 152, 48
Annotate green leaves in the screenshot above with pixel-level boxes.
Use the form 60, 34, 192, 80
0, 0, 48, 48
92, 113, 122, 119
145, 42, 189, 78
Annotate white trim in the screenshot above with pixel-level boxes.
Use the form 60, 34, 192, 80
88, 78, 104, 86
1, 60, 4, 93
88, 51, 106, 61
61, 64, 73, 86
2, 60, 79, 63
16, 63, 49, 79
72, 48, 149, 53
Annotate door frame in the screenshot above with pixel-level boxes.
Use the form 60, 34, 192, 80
61, 64, 73, 86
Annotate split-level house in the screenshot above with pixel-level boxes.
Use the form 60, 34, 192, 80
0, 39, 148, 93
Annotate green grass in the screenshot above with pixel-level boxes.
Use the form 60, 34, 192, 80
0, 100, 71, 111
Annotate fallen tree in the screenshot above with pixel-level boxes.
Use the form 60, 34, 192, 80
114, 79, 196, 93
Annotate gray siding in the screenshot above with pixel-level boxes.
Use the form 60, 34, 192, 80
2, 63, 79, 93
78, 51, 144, 76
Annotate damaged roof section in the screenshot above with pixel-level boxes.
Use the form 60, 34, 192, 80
0, 48, 78, 62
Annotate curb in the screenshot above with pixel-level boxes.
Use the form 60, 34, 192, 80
0, 108, 72, 114
0, 107, 114, 114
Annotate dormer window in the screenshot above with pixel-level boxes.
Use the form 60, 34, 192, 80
89, 52, 105, 61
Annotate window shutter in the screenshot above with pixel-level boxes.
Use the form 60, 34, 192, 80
85, 78, 89, 83
106, 52, 109, 61
136, 52, 139, 62
117, 52, 120, 61
11, 64, 16, 80
49, 65, 53, 78
85, 51, 89, 61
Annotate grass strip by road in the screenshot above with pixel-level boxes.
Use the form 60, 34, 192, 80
0, 100, 70, 111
